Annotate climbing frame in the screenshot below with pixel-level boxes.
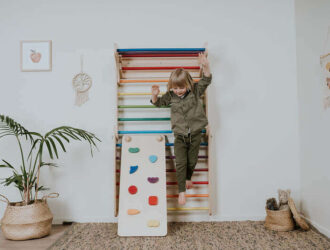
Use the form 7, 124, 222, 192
113, 44, 213, 218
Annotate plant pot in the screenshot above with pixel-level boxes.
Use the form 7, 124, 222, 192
0, 193, 58, 241
264, 207, 295, 232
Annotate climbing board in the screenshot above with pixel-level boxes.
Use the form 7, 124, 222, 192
118, 134, 167, 236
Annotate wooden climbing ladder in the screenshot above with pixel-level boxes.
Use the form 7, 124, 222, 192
114, 44, 213, 217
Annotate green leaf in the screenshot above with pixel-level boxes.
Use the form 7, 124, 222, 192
52, 135, 66, 153
48, 137, 58, 158
45, 139, 53, 159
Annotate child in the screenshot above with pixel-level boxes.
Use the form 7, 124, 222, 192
150, 53, 212, 205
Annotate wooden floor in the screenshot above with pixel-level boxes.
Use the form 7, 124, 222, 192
0, 225, 70, 250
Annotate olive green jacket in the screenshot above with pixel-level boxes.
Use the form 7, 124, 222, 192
151, 74, 212, 136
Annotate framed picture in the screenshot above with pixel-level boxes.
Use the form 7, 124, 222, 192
20, 40, 52, 72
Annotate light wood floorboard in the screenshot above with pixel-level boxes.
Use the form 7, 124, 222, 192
0, 225, 70, 250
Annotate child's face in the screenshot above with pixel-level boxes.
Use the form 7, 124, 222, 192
172, 86, 187, 97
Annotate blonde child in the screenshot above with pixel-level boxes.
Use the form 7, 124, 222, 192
150, 53, 212, 205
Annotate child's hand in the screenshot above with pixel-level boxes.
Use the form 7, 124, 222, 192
199, 52, 211, 77
151, 84, 160, 96
198, 52, 209, 68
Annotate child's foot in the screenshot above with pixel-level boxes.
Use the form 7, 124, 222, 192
178, 192, 186, 205
186, 180, 193, 189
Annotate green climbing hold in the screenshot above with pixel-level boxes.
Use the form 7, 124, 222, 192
129, 147, 140, 153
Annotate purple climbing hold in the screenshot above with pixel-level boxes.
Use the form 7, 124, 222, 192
130, 165, 138, 174
147, 177, 159, 183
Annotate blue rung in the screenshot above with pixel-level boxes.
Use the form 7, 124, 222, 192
118, 130, 172, 134
116, 142, 208, 147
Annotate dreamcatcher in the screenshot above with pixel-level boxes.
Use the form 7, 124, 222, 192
72, 55, 92, 106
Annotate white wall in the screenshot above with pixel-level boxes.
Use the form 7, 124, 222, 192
295, 0, 330, 237
0, 0, 300, 223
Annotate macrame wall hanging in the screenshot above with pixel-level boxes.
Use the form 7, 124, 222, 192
72, 55, 92, 106
320, 27, 330, 110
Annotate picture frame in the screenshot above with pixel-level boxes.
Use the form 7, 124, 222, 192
20, 40, 52, 72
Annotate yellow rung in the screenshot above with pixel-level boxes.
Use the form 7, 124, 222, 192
118, 92, 166, 96
167, 207, 209, 211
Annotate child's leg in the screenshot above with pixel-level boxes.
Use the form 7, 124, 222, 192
174, 135, 188, 205
186, 132, 202, 187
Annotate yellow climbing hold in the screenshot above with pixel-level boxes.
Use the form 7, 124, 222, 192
147, 220, 160, 227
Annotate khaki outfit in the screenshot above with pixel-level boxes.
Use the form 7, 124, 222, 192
151, 74, 212, 192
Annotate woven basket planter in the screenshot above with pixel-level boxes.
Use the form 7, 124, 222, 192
0, 193, 58, 241
264, 207, 295, 232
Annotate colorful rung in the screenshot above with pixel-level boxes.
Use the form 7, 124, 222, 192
117, 48, 205, 52
118, 105, 169, 108
121, 66, 200, 70
115, 142, 208, 146
115, 156, 207, 160
118, 130, 172, 134
121, 53, 200, 57
165, 168, 208, 172
117, 129, 206, 134
119, 79, 200, 83
167, 194, 209, 198
166, 181, 208, 185
118, 118, 170, 121
118, 92, 166, 96
115, 168, 208, 173
167, 207, 209, 211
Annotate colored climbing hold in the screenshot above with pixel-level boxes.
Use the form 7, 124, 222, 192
128, 185, 138, 194
149, 155, 158, 163
130, 165, 138, 174
127, 209, 140, 215
148, 196, 158, 205
147, 220, 160, 227
147, 177, 159, 183
129, 147, 140, 153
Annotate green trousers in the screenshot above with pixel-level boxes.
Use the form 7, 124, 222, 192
174, 132, 202, 192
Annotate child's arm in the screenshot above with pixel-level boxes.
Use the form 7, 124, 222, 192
150, 84, 171, 107
196, 53, 212, 97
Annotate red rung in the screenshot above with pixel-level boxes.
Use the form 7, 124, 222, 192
116, 181, 208, 186
116, 168, 208, 173
166, 181, 208, 185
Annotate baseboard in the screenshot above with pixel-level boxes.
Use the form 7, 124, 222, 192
53, 215, 265, 224
301, 215, 330, 238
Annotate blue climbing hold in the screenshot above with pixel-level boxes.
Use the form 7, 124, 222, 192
149, 155, 158, 163
130, 165, 138, 174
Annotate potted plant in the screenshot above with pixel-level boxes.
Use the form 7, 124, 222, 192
0, 115, 100, 240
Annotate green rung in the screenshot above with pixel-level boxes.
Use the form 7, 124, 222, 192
118, 118, 171, 121
118, 105, 169, 108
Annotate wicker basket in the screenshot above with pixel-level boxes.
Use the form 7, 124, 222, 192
264, 206, 295, 232
0, 193, 58, 241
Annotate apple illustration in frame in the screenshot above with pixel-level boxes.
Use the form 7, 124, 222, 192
30, 49, 41, 63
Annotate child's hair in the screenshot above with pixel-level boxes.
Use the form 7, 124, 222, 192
168, 68, 194, 92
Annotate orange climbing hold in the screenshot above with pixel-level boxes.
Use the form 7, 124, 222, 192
149, 196, 158, 205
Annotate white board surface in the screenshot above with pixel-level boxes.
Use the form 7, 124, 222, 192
118, 135, 167, 236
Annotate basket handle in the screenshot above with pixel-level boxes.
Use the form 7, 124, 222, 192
0, 194, 9, 204
42, 193, 59, 201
